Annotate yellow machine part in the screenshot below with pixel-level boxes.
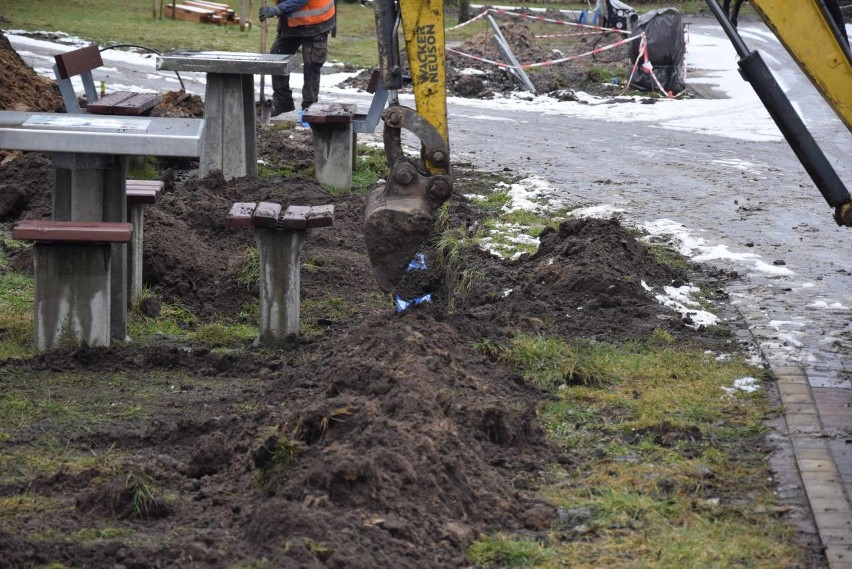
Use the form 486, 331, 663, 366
398, 0, 450, 173
751, 0, 852, 133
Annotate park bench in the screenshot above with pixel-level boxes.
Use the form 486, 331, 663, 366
53, 45, 162, 116
12, 220, 133, 352
225, 202, 334, 347
302, 103, 358, 191
301, 69, 390, 191
126, 180, 165, 303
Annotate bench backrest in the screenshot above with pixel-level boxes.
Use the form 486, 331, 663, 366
53, 45, 103, 113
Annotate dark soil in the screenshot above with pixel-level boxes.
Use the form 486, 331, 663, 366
341, 12, 631, 99
0, 29, 820, 569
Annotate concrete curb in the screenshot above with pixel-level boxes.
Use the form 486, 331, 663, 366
773, 365, 852, 569
734, 298, 852, 568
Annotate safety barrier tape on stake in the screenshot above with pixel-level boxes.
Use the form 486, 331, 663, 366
621, 33, 675, 98
535, 32, 603, 38
447, 33, 642, 70
446, 7, 630, 36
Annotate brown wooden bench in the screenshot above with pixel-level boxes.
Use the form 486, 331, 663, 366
301, 104, 358, 191
12, 220, 133, 352
225, 202, 334, 230
53, 45, 162, 116
225, 202, 334, 346
126, 180, 165, 302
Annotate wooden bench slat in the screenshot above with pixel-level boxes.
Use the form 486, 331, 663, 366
301, 103, 357, 125
225, 202, 257, 230
13, 220, 132, 243
252, 202, 283, 229
126, 188, 160, 205
305, 205, 335, 228
54, 45, 103, 80
86, 93, 162, 116
279, 205, 335, 229
126, 179, 165, 193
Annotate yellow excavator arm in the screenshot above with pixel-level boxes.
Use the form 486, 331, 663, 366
751, 0, 852, 133
709, 0, 852, 226
364, 0, 452, 291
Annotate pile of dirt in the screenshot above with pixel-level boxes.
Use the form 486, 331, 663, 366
341, 15, 626, 99
0, 34, 742, 568
0, 32, 63, 113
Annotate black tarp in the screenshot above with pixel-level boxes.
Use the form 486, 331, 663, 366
627, 8, 686, 94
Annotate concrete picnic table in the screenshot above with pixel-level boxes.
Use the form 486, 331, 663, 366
0, 111, 204, 341
155, 51, 299, 180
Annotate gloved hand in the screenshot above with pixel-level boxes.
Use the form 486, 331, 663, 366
259, 5, 282, 21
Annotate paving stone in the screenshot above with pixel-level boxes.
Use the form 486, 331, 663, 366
798, 459, 840, 474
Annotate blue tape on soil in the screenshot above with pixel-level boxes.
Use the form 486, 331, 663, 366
407, 252, 427, 271
394, 293, 432, 313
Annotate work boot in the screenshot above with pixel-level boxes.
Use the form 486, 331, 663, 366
271, 98, 295, 117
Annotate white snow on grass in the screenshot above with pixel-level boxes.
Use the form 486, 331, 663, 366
640, 218, 798, 277
641, 280, 720, 329
568, 204, 625, 219
722, 376, 761, 395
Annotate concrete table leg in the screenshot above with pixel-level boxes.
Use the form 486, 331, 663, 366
200, 72, 257, 180
51, 154, 129, 341
310, 123, 355, 191
254, 227, 305, 347
127, 203, 145, 304
33, 243, 112, 352
103, 158, 129, 341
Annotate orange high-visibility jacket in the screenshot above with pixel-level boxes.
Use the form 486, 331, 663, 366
283, 0, 335, 27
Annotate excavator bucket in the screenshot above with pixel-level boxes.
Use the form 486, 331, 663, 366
364, 185, 437, 291
364, 159, 451, 291
364, 108, 452, 291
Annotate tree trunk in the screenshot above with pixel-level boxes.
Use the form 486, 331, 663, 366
458, 0, 470, 24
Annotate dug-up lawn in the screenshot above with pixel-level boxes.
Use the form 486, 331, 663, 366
0, 128, 822, 568
0, 15, 824, 569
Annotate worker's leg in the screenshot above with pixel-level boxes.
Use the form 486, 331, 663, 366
300, 33, 329, 110
270, 34, 302, 115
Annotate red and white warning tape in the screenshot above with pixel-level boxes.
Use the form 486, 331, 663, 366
447, 33, 642, 70
446, 7, 630, 36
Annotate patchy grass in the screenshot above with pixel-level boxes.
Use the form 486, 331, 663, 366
0, 270, 35, 359
188, 321, 258, 348
255, 434, 304, 495
351, 145, 390, 195
470, 332, 802, 568
300, 296, 355, 336
468, 533, 555, 567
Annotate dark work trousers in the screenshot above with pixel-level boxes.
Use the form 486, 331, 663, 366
271, 32, 329, 110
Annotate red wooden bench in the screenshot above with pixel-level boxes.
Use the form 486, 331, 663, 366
53, 45, 162, 116
12, 220, 133, 352
225, 202, 334, 346
125, 180, 165, 302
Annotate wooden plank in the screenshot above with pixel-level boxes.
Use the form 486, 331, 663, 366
54, 45, 103, 80
126, 179, 165, 190
126, 188, 160, 205
305, 204, 335, 228
278, 205, 334, 230
301, 103, 357, 125
251, 202, 283, 229
12, 220, 132, 243
185, 0, 234, 14
279, 205, 310, 230
163, 4, 214, 22
225, 202, 257, 229
85, 92, 162, 116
